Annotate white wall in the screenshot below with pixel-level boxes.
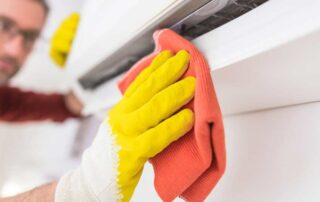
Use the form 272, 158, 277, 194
131, 102, 320, 202
207, 102, 320, 202
0, 121, 79, 196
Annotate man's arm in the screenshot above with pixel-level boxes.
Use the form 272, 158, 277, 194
0, 182, 57, 202
0, 86, 82, 122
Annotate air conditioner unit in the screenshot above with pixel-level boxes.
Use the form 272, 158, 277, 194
66, 0, 271, 115
67, 0, 320, 118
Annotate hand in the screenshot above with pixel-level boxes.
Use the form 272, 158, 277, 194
64, 91, 83, 116
109, 50, 195, 201
55, 50, 196, 202
50, 13, 80, 67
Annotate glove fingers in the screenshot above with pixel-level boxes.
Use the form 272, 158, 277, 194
123, 50, 190, 112
61, 13, 80, 30
68, 13, 80, 22
124, 76, 195, 135
52, 13, 79, 49
136, 108, 194, 158
124, 50, 173, 98
50, 49, 66, 66
53, 28, 77, 42
51, 39, 72, 54
51, 28, 77, 53
49, 13, 79, 66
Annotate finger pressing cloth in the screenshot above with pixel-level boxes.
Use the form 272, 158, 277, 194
118, 28, 226, 202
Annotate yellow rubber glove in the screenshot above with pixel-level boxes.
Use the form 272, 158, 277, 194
55, 50, 196, 202
50, 13, 80, 67
109, 50, 195, 201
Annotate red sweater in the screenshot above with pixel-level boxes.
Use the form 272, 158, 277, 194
0, 86, 79, 122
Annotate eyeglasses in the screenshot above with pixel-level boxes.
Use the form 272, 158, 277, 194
0, 16, 41, 51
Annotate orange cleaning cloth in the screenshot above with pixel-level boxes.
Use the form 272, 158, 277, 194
118, 29, 226, 202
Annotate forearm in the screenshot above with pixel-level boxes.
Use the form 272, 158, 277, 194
0, 182, 57, 202
0, 86, 81, 122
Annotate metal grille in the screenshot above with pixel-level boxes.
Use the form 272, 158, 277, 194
175, 0, 268, 40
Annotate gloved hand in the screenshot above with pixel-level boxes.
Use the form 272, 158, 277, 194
55, 50, 196, 202
50, 13, 80, 67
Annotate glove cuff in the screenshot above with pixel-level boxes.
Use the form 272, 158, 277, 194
55, 168, 96, 202
55, 120, 123, 202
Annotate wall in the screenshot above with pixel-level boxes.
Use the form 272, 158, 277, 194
131, 102, 320, 201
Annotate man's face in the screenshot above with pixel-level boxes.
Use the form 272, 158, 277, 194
0, 0, 46, 84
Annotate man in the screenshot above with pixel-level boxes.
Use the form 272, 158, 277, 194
0, 0, 82, 122
0, 0, 196, 201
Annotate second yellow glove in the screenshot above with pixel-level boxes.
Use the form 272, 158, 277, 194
50, 13, 80, 67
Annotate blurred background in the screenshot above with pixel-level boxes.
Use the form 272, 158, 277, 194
0, 0, 92, 197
